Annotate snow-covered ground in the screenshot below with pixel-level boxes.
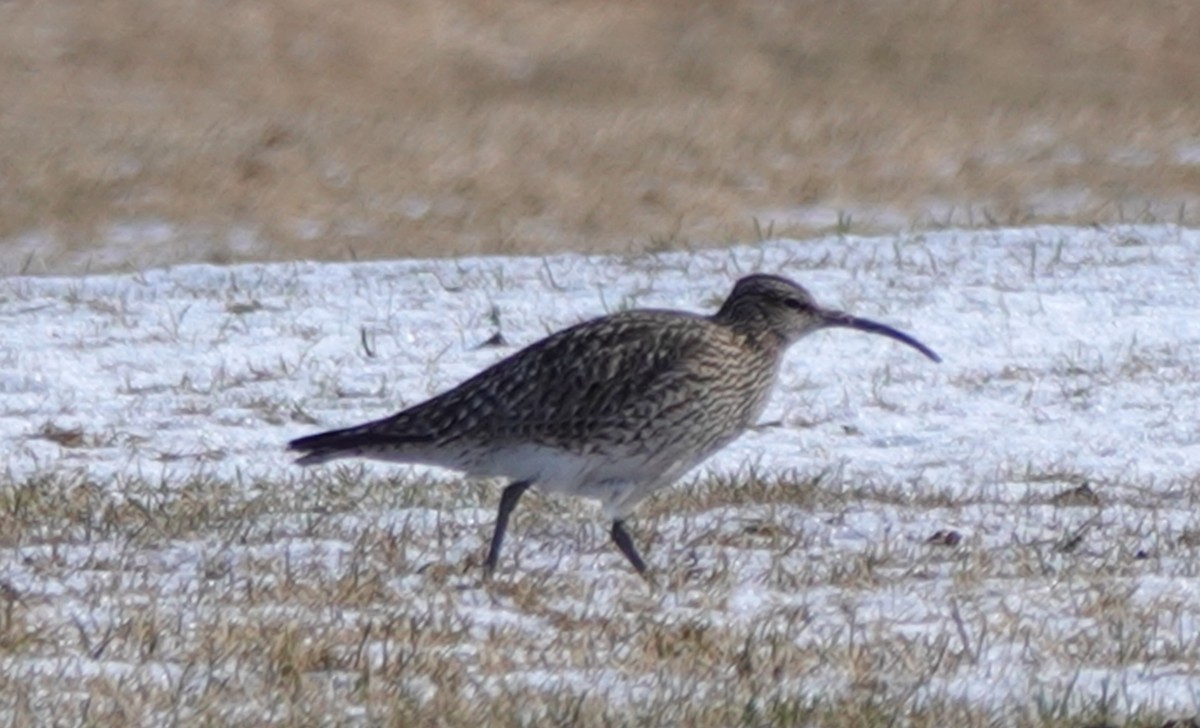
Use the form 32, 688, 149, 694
2, 226, 1199, 723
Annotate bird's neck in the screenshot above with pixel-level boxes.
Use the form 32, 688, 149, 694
736, 324, 788, 357
720, 332, 784, 385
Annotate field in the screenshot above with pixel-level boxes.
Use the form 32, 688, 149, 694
4, 1, 1200, 724
3, 226, 1199, 725
3, 0, 1200, 273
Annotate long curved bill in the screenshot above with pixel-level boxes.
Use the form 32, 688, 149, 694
822, 311, 942, 363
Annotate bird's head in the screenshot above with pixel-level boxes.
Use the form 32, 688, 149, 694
713, 274, 942, 362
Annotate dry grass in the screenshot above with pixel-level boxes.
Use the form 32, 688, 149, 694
3, 0, 1200, 272
1, 462, 1198, 726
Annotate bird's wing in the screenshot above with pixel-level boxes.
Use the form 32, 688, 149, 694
395, 310, 725, 448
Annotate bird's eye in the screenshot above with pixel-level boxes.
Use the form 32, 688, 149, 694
783, 297, 808, 312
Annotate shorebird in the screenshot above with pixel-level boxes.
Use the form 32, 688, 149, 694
288, 274, 941, 576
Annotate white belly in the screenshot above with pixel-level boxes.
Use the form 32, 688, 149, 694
475, 441, 722, 518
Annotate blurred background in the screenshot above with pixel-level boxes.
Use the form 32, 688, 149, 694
3, 0, 1199, 274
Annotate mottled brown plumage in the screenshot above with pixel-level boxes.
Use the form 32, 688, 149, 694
289, 274, 941, 576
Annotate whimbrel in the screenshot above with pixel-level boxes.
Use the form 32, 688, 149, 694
288, 274, 941, 576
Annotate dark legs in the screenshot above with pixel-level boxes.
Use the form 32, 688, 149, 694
484, 480, 532, 575
610, 520, 648, 575
484, 481, 650, 578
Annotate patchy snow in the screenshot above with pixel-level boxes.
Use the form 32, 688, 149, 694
1175, 141, 1200, 166
2, 225, 1199, 720
2, 220, 271, 276
6, 224, 1197, 492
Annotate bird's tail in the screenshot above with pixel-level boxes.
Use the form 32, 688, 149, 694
287, 420, 433, 466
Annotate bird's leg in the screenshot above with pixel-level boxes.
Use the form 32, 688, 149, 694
610, 520, 649, 575
485, 480, 533, 576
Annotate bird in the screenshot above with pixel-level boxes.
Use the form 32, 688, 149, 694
288, 274, 941, 577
